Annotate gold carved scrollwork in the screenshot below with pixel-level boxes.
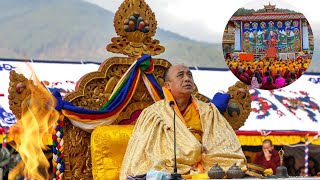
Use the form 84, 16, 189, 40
106, 0, 165, 57
114, 102, 150, 125
62, 57, 171, 179
195, 81, 252, 130
63, 120, 92, 180
194, 93, 210, 103
8, 71, 32, 120
114, 0, 157, 39
64, 57, 133, 106
6, 0, 253, 179
131, 79, 152, 102
112, 64, 169, 125
194, 81, 251, 130
223, 81, 252, 130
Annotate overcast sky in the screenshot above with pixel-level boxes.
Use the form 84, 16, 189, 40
84, 0, 320, 43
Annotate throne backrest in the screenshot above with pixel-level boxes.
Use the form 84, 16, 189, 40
60, 56, 213, 179
63, 57, 209, 125
7, 0, 251, 179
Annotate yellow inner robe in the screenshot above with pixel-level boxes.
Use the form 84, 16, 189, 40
183, 102, 203, 143
120, 87, 246, 180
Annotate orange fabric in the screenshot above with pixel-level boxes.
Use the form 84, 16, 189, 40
196, 162, 205, 174
162, 87, 205, 174
182, 102, 202, 143
162, 87, 199, 121
239, 53, 254, 61
162, 87, 202, 142
271, 68, 277, 76
162, 86, 185, 123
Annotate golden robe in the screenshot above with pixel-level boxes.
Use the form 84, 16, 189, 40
120, 96, 246, 179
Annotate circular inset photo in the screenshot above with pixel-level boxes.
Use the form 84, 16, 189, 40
222, 1, 314, 90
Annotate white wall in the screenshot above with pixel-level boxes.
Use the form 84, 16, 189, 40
1, 61, 320, 131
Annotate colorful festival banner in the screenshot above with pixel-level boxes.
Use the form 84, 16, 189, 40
242, 20, 302, 54
0, 60, 319, 132
0, 105, 16, 127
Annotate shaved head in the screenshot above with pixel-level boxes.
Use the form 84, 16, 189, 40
164, 64, 195, 98
164, 64, 187, 82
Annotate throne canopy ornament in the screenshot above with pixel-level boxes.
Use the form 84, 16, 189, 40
107, 0, 165, 57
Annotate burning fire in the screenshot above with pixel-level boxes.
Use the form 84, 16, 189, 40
10, 64, 58, 180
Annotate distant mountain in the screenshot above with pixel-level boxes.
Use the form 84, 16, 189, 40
0, 0, 226, 68
0, 0, 318, 71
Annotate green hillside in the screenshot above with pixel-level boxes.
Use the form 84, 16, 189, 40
0, 0, 318, 71
0, 0, 227, 69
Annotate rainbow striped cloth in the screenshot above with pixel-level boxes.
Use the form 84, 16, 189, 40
53, 54, 164, 131
52, 54, 230, 131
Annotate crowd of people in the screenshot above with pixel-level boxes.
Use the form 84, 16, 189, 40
248, 139, 320, 177
1, 63, 317, 179
226, 57, 311, 90
284, 156, 320, 177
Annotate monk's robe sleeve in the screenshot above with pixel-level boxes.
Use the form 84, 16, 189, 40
120, 101, 202, 180
199, 101, 247, 172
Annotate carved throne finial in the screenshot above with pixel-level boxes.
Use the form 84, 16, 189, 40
106, 0, 165, 57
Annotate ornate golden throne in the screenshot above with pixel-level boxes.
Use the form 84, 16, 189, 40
7, 0, 251, 179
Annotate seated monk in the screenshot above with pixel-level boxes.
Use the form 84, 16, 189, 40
120, 64, 246, 179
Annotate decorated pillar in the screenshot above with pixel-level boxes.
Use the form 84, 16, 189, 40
304, 135, 309, 176
234, 21, 241, 52
302, 20, 309, 51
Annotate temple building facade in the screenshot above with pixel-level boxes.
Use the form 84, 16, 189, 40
223, 3, 313, 60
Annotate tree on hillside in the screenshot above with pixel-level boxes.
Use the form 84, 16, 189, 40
233, 7, 299, 16
233, 8, 255, 16
255, 8, 299, 14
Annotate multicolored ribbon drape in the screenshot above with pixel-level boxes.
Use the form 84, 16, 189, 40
1, 128, 8, 148
50, 54, 230, 179
52, 54, 164, 131
52, 115, 65, 180
304, 134, 309, 176
51, 54, 164, 179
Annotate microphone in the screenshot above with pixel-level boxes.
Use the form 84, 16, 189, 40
168, 101, 183, 180
169, 101, 175, 107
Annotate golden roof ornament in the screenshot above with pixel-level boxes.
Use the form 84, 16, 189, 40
107, 0, 165, 57
264, 2, 276, 12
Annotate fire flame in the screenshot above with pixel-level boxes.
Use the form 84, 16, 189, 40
11, 64, 58, 180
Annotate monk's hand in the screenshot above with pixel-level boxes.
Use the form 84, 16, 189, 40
263, 149, 272, 161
